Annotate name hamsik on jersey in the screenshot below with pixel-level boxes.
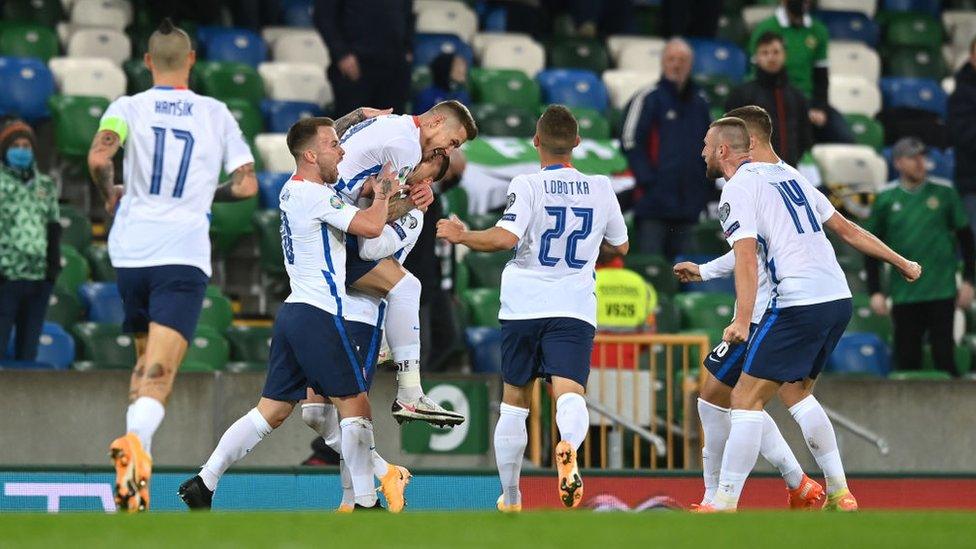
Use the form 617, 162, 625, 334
333, 115, 422, 205
100, 87, 254, 277
496, 165, 629, 326
718, 161, 850, 309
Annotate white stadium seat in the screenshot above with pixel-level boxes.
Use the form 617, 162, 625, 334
617, 43, 665, 73
272, 31, 330, 67
606, 36, 665, 66
828, 41, 880, 81
481, 37, 546, 77
944, 11, 976, 50
416, 4, 478, 43
414, 0, 463, 14
603, 69, 658, 109
257, 62, 333, 106
829, 75, 882, 117
742, 6, 776, 31
261, 26, 304, 46
943, 76, 956, 96
48, 57, 126, 101
67, 28, 131, 65
70, 0, 132, 30
471, 32, 533, 61
818, 0, 876, 17
812, 144, 887, 194
254, 133, 293, 173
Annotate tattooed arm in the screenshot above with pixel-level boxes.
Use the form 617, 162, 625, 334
87, 129, 123, 214
347, 162, 407, 238
213, 162, 258, 202
334, 107, 394, 139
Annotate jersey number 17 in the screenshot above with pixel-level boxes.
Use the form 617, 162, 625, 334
149, 127, 195, 198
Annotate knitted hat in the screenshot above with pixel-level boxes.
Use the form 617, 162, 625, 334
0, 120, 36, 154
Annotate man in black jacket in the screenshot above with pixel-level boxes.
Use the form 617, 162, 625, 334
726, 32, 813, 167
314, 0, 413, 115
949, 37, 976, 235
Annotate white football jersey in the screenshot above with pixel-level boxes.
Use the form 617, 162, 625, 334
719, 161, 851, 309
100, 87, 254, 276
343, 210, 424, 326
699, 250, 771, 324
278, 176, 360, 316
333, 114, 422, 204
496, 165, 629, 327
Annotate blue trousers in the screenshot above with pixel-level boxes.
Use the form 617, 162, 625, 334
0, 280, 53, 361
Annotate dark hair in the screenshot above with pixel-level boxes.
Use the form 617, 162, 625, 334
709, 117, 750, 152
431, 100, 478, 141
755, 31, 785, 49
433, 152, 451, 182
971, 36, 976, 54
537, 104, 578, 155
286, 117, 335, 158
158, 17, 176, 34
429, 52, 460, 90
724, 105, 772, 142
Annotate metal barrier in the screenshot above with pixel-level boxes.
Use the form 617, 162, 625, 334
528, 333, 711, 470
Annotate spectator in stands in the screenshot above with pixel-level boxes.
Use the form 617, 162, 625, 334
864, 137, 975, 377
949, 37, 976, 235
726, 32, 813, 167
0, 120, 61, 362
621, 38, 711, 259
314, 0, 413, 115
661, 0, 721, 38
413, 53, 472, 115
566, 0, 635, 38
750, 0, 853, 144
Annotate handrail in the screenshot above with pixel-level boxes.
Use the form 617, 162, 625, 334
822, 404, 890, 455
585, 396, 667, 455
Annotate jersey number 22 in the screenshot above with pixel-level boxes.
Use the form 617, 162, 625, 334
539, 206, 593, 269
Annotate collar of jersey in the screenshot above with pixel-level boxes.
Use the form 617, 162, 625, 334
412, 115, 421, 128
153, 85, 188, 90
543, 163, 573, 171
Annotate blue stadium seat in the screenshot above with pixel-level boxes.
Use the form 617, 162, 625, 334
483, 6, 508, 32
201, 28, 267, 67
464, 326, 502, 374
880, 77, 947, 117
260, 99, 325, 133
0, 57, 55, 120
280, 0, 313, 27
881, 0, 942, 16
413, 33, 474, 68
827, 333, 890, 377
688, 38, 747, 82
536, 69, 609, 112
928, 148, 955, 180
78, 282, 125, 324
257, 172, 290, 210
4, 321, 75, 369
814, 11, 880, 48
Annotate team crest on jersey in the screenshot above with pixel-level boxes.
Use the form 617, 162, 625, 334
330, 195, 344, 209
397, 166, 411, 182
927, 196, 940, 210
892, 202, 901, 212
401, 213, 418, 229
280, 188, 291, 202
806, 36, 817, 49
507, 193, 516, 209
719, 202, 730, 222
665, 109, 677, 120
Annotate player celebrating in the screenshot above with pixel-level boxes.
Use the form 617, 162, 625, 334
437, 105, 629, 511
335, 101, 477, 428
698, 118, 920, 512
87, 19, 258, 512
178, 117, 403, 511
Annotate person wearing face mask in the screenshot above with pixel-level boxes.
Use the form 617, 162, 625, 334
0, 120, 62, 362
413, 53, 472, 115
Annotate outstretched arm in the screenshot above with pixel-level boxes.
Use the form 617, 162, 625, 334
824, 212, 921, 282
213, 162, 258, 202
436, 215, 518, 252
87, 129, 123, 214
334, 107, 393, 138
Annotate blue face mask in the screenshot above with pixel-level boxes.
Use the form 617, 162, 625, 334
5, 147, 33, 169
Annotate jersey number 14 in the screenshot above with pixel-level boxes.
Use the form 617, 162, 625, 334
776, 179, 821, 234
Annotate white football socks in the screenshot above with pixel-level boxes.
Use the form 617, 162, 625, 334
385, 274, 424, 402
200, 408, 272, 491
789, 395, 848, 495
126, 396, 165, 456
494, 403, 529, 506
340, 416, 378, 507
760, 411, 804, 490
697, 398, 731, 504
301, 402, 390, 479
714, 409, 765, 510
555, 393, 589, 450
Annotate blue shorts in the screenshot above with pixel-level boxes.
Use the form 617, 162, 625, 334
703, 323, 759, 388
346, 307, 385, 391
743, 298, 852, 383
345, 235, 379, 286
115, 265, 209, 341
263, 303, 368, 401
500, 317, 595, 388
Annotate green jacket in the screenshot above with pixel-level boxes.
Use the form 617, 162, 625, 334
0, 165, 60, 281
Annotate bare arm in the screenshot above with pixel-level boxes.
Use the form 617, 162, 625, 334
87, 129, 122, 212
723, 238, 758, 344
386, 192, 417, 221
334, 107, 393, 138
599, 239, 629, 261
824, 212, 921, 281
347, 165, 405, 238
436, 215, 518, 252
213, 162, 258, 202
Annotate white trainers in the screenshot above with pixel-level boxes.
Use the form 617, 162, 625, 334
391, 395, 466, 427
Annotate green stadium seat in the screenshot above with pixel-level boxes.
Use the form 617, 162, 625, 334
72, 360, 132, 371
845, 114, 884, 150
470, 104, 536, 137
547, 38, 610, 73
464, 251, 511, 289
72, 322, 137, 368
2, 0, 63, 26
883, 46, 947, 80
225, 325, 273, 362
921, 344, 972, 376
847, 294, 893, 343
440, 186, 469, 223
58, 205, 92, 252
183, 326, 230, 371
888, 370, 952, 381
0, 23, 58, 62
565, 106, 610, 140
223, 98, 263, 142
45, 285, 81, 327
623, 253, 678, 296
123, 59, 153, 95
470, 68, 542, 110
466, 212, 499, 231
695, 75, 735, 109
609, 107, 625, 138
252, 209, 285, 276
86, 245, 115, 282
210, 195, 258, 254
673, 292, 736, 331
198, 293, 234, 333
654, 295, 682, 333
181, 360, 218, 373
55, 244, 90, 294
883, 13, 944, 49
411, 66, 432, 95
461, 287, 501, 327
454, 258, 469, 296
196, 62, 265, 105
224, 361, 267, 373
691, 220, 728, 255
49, 95, 110, 159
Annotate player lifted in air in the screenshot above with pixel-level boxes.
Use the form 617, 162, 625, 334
335, 100, 477, 427
437, 105, 629, 511
178, 117, 404, 511
696, 117, 920, 512
87, 19, 258, 512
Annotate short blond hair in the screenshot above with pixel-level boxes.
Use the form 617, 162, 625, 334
709, 117, 751, 152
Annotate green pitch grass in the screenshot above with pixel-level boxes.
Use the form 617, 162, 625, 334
2, 511, 975, 549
